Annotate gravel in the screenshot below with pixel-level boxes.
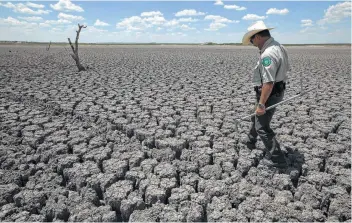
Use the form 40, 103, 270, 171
0, 45, 350, 221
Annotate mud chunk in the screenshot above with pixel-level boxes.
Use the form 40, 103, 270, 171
57, 155, 80, 174
186, 203, 204, 222
125, 169, 146, 188
129, 203, 165, 222
41, 195, 70, 221
306, 171, 336, 189
129, 151, 145, 168
173, 160, 198, 173
13, 190, 46, 214
86, 173, 118, 199
134, 128, 154, 142
120, 191, 145, 221
237, 192, 272, 220
0, 183, 20, 206
68, 202, 117, 222
207, 195, 232, 213
180, 172, 199, 190
138, 176, 161, 196
155, 137, 186, 153
113, 117, 129, 131
88, 136, 107, 149
169, 185, 195, 206
81, 187, 100, 206
140, 158, 158, 174
72, 143, 88, 157
294, 182, 323, 209
329, 195, 351, 221
190, 192, 208, 208
272, 173, 294, 191
180, 148, 212, 168
160, 177, 178, 197
199, 179, 228, 201
145, 185, 167, 205
102, 159, 128, 179
236, 156, 254, 176
0, 203, 17, 220
63, 161, 101, 191
199, 164, 222, 180
105, 180, 134, 212
83, 146, 111, 166
154, 162, 177, 178
274, 190, 293, 205
159, 205, 186, 222
151, 147, 176, 162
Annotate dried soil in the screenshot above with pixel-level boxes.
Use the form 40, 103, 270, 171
0, 45, 350, 222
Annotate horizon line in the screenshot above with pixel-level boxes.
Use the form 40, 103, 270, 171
0, 40, 351, 46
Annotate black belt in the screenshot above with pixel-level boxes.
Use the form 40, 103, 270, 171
254, 81, 286, 96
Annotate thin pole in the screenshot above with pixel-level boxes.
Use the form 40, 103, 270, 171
234, 86, 317, 131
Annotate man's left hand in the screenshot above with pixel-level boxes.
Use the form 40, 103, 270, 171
255, 106, 266, 116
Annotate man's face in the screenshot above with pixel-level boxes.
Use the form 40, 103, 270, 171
250, 34, 257, 46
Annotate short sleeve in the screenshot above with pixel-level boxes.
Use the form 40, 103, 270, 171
260, 54, 278, 83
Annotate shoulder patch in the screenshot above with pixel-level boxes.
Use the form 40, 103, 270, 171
262, 57, 272, 67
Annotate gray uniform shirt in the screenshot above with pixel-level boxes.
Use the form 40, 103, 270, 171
252, 37, 290, 87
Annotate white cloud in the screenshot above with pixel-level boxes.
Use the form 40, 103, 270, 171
141, 11, 163, 17
224, 4, 246, 11
214, 0, 224, 6
180, 24, 196, 31
39, 23, 51, 28
1, 16, 29, 26
169, 32, 187, 37
301, 19, 313, 27
50, 27, 62, 32
205, 15, 239, 24
143, 16, 166, 25
175, 9, 205, 17
26, 2, 45, 9
164, 19, 179, 27
94, 19, 110, 26
58, 13, 84, 21
299, 26, 317, 34
177, 17, 199, 23
116, 15, 173, 31
87, 26, 108, 33
205, 22, 227, 31
116, 16, 150, 31
41, 19, 72, 26
50, 0, 84, 12
0, 16, 39, 32
0, 2, 51, 15
266, 8, 289, 15
242, 14, 267, 20
204, 15, 239, 32
317, 1, 351, 25
18, 16, 43, 22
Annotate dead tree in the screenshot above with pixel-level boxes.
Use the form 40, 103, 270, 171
68, 24, 87, 72
46, 41, 51, 51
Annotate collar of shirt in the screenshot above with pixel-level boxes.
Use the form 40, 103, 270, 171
259, 37, 274, 55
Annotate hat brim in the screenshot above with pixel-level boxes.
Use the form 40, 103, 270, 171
242, 27, 274, 45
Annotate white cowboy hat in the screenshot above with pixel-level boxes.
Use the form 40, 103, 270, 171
242, 20, 274, 45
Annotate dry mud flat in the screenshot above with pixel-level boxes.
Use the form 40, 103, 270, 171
0, 45, 351, 222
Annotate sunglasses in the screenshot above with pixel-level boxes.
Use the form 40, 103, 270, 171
250, 34, 256, 44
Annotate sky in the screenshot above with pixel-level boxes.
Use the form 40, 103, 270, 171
0, 0, 351, 44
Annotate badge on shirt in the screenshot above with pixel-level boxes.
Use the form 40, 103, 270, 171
262, 57, 272, 67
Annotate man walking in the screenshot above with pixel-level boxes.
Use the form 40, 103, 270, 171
242, 21, 290, 167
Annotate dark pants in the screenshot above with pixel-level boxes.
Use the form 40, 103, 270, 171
248, 90, 285, 161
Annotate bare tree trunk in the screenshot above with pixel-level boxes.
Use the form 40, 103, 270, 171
46, 41, 51, 51
68, 24, 87, 72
